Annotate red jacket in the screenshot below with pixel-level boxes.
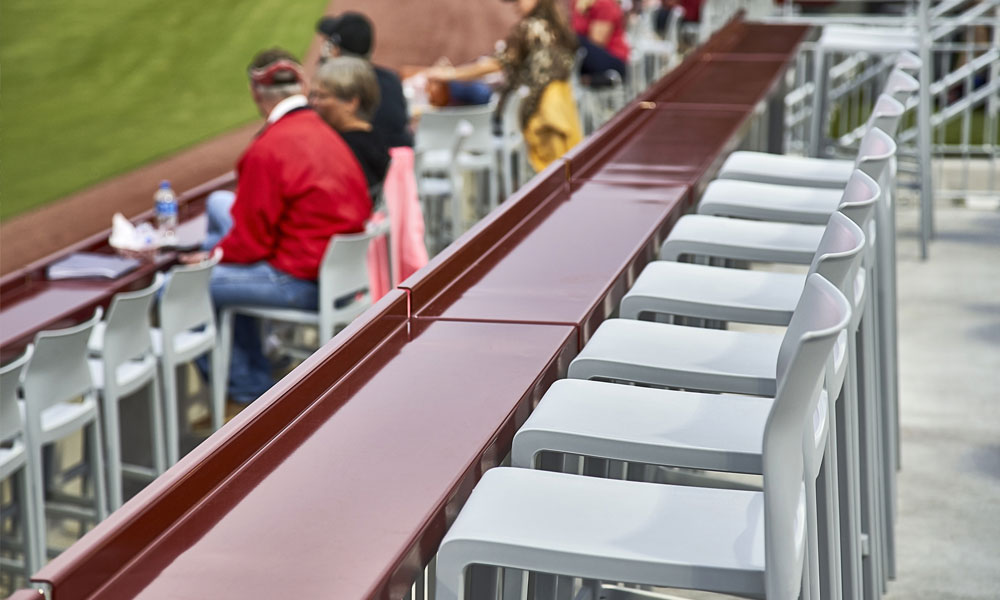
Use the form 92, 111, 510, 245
217, 108, 371, 280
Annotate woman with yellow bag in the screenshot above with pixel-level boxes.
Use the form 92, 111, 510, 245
425, 0, 582, 173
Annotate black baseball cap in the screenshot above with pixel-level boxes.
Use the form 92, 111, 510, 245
316, 12, 374, 56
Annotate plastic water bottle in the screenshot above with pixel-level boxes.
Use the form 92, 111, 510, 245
154, 180, 178, 240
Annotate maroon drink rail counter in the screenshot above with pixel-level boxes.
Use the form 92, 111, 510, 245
26, 18, 809, 600
0, 173, 232, 359
405, 176, 688, 346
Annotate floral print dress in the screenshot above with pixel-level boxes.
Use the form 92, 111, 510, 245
495, 16, 582, 171
496, 16, 577, 129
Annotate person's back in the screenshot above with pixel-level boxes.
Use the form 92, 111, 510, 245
222, 108, 371, 280
339, 129, 391, 190
371, 66, 413, 148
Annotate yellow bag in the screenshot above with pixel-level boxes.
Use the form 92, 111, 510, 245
523, 80, 583, 173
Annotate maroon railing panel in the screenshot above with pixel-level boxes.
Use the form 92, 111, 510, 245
413, 181, 689, 345
573, 106, 750, 192
702, 22, 812, 58
636, 20, 730, 102
654, 57, 791, 107
400, 159, 567, 313
66, 320, 576, 600
32, 290, 409, 600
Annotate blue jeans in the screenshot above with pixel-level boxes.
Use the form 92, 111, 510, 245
200, 190, 318, 404
577, 35, 627, 81
210, 262, 318, 404
203, 190, 235, 250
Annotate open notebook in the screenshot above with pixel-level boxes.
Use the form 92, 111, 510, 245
47, 252, 141, 280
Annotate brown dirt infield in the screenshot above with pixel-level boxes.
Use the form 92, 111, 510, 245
0, 1, 517, 276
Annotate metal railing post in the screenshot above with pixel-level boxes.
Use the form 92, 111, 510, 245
810, 48, 829, 157
990, 8, 1000, 194
918, 0, 935, 259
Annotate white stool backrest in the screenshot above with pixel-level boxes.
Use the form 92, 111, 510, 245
417, 102, 497, 156
159, 253, 220, 357
884, 70, 919, 107
809, 212, 867, 304
836, 169, 881, 231
318, 226, 381, 341
22, 309, 103, 415
0, 348, 31, 443
102, 272, 163, 373
766, 274, 852, 600
894, 50, 922, 73
854, 127, 897, 182
867, 93, 906, 137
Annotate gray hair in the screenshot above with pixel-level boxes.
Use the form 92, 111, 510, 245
314, 56, 381, 122
255, 82, 303, 103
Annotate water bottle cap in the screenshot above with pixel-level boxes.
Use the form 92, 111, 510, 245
159, 180, 171, 189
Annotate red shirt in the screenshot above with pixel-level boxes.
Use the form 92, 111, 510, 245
572, 0, 630, 64
217, 108, 371, 281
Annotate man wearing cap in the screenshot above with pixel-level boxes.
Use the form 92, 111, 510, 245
182, 47, 371, 408
317, 12, 414, 148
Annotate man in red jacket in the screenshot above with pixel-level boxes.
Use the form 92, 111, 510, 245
183, 48, 371, 407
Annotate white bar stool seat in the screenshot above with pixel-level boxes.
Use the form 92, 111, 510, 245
442, 468, 770, 597
570, 318, 782, 396
818, 25, 918, 54
660, 214, 824, 264
715, 93, 907, 188
698, 179, 844, 225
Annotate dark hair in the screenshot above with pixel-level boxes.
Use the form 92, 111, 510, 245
316, 13, 374, 58
528, 0, 578, 51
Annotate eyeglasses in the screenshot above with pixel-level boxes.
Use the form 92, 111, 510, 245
307, 89, 335, 101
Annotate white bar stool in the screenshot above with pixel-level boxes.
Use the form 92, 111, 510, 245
87, 273, 166, 510
155, 253, 221, 465
21, 310, 108, 559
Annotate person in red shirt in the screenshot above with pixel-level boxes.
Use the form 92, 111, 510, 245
571, 0, 630, 84
182, 48, 371, 406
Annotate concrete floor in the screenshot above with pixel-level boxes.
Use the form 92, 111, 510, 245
883, 200, 1000, 599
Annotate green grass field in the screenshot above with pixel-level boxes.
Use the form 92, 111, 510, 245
0, 0, 329, 219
